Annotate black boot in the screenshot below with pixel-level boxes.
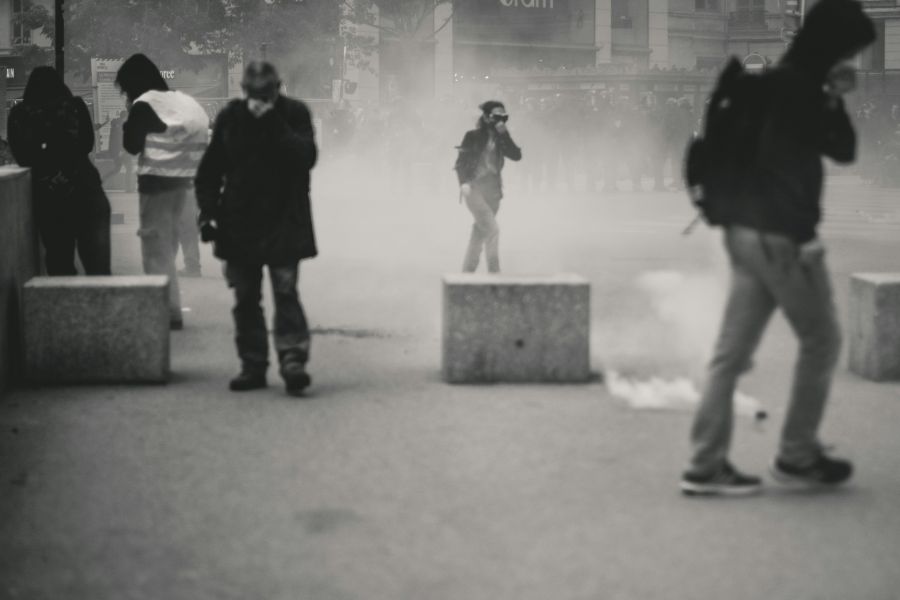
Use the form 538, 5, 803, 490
280, 354, 311, 397
229, 370, 267, 392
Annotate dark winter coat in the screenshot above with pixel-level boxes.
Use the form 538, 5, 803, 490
7, 96, 107, 220
728, 0, 875, 243
454, 125, 522, 187
195, 96, 318, 264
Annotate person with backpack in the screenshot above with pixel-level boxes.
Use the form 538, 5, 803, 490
7, 66, 111, 276
455, 101, 522, 273
680, 0, 876, 496
194, 61, 318, 397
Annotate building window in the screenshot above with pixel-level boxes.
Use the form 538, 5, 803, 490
695, 0, 721, 12
730, 0, 766, 28
11, 0, 32, 45
612, 0, 633, 28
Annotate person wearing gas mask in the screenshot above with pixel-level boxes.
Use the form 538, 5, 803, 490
116, 54, 210, 329
454, 101, 522, 273
681, 0, 876, 496
194, 62, 318, 397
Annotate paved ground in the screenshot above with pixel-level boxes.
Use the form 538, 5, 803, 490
2, 168, 900, 600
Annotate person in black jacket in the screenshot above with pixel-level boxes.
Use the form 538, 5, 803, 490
194, 61, 318, 396
680, 0, 876, 497
7, 66, 111, 275
455, 101, 522, 273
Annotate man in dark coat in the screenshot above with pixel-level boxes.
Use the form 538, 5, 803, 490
194, 62, 318, 396
681, 0, 875, 496
454, 100, 522, 273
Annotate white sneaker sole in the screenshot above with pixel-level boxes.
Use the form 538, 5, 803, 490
768, 461, 850, 489
680, 480, 763, 497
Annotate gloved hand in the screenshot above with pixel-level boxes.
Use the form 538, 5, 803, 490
199, 219, 218, 243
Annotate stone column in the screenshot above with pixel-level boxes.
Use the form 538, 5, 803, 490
649, 0, 669, 68
596, 0, 612, 64
434, 1, 454, 99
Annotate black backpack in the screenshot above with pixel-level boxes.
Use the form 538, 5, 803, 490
684, 57, 771, 228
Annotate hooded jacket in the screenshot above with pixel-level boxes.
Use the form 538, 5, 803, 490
7, 95, 104, 211
728, 0, 875, 243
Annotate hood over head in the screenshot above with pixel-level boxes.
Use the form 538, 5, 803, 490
783, 0, 876, 79
23, 66, 72, 105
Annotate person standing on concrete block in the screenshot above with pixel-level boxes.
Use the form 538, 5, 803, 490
115, 54, 210, 330
680, 0, 875, 497
7, 67, 111, 276
455, 101, 522, 273
195, 62, 317, 397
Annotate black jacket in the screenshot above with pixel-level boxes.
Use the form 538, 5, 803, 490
195, 96, 318, 264
729, 0, 874, 243
454, 126, 522, 186
7, 96, 105, 215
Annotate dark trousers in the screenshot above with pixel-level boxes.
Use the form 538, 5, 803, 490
225, 261, 311, 374
38, 191, 112, 276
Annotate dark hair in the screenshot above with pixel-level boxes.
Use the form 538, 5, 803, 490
476, 100, 506, 129
114, 54, 168, 103
479, 100, 506, 116
241, 61, 281, 100
23, 66, 72, 105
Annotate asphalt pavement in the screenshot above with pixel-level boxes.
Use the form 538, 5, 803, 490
2, 169, 900, 600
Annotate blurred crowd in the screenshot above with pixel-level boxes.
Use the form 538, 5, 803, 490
317, 91, 700, 195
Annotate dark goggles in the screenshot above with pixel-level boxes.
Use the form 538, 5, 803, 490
490, 114, 509, 123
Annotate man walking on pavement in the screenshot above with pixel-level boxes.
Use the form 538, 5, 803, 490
455, 101, 522, 273
116, 54, 209, 329
195, 62, 318, 397
680, 0, 876, 496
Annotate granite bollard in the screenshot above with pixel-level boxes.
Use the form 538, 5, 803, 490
24, 276, 170, 384
0, 166, 39, 396
848, 273, 900, 381
442, 274, 591, 383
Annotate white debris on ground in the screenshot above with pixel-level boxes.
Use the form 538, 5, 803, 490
605, 370, 767, 420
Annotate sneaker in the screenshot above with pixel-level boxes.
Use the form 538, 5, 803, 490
178, 268, 202, 278
229, 371, 267, 392
770, 454, 853, 488
170, 318, 184, 331
680, 462, 763, 497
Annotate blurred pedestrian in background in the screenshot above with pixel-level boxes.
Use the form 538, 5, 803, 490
7, 66, 111, 276
115, 53, 209, 329
195, 61, 318, 397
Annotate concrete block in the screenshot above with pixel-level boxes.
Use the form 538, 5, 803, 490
848, 273, 900, 381
24, 276, 170, 384
0, 166, 39, 396
442, 274, 591, 383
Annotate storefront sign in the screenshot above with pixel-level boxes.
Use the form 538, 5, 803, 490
455, 0, 593, 46
500, 0, 555, 7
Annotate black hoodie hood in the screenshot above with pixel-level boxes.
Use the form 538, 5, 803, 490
783, 0, 876, 80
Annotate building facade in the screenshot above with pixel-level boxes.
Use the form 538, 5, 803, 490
353, 0, 900, 107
